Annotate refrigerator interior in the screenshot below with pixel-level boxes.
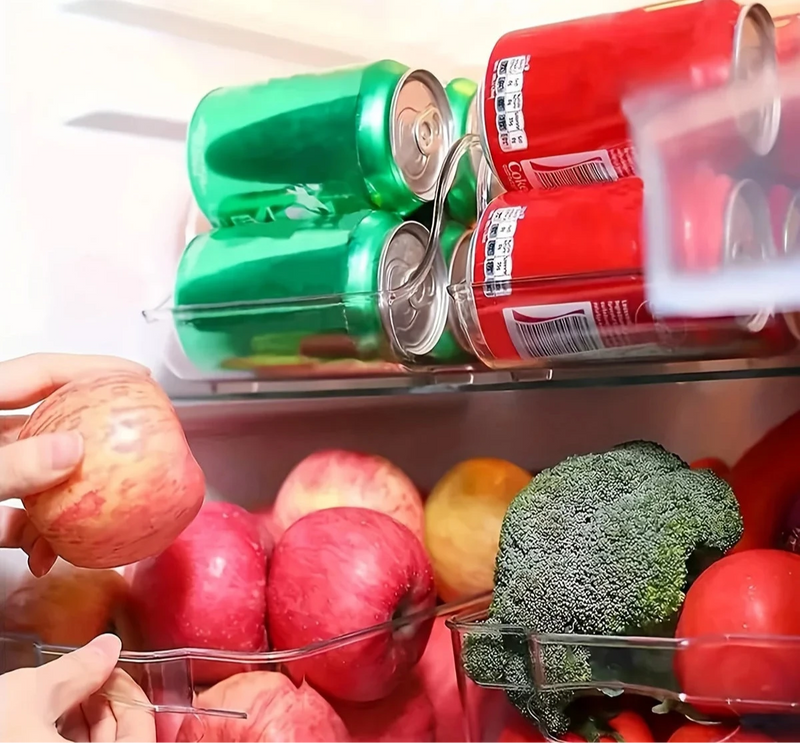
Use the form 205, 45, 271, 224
4, 0, 800, 741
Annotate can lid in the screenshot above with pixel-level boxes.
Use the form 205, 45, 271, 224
391, 70, 454, 201
784, 191, 800, 256
378, 222, 449, 357
724, 178, 775, 331
465, 97, 485, 185
447, 228, 475, 353
732, 5, 781, 155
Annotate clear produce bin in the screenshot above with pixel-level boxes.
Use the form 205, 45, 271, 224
627, 54, 800, 321
447, 605, 800, 743
0, 595, 486, 743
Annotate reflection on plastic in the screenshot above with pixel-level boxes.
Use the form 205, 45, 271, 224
448, 604, 800, 742
628, 57, 800, 317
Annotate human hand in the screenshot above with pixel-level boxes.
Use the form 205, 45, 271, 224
0, 354, 150, 576
0, 634, 156, 742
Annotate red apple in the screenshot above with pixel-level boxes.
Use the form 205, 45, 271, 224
176, 672, 349, 742
333, 675, 435, 742
18, 371, 205, 569
130, 501, 269, 683
497, 707, 547, 742
273, 450, 424, 541
267, 507, 436, 702
415, 616, 465, 742
0, 562, 135, 648
254, 505, 282, 547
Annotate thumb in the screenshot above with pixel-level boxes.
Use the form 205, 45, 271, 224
37, 634, 122, 721
0, 433, 84, 501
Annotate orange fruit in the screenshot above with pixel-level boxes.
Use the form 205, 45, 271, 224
424, 458, 531, 602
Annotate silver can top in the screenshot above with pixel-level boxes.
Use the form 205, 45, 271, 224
378, 222, 448, 358
466, 94, 479, 137
391, 70, 454, 201
724, 178, 773, 265
446, 228, 475, 354
723, 178, 775, 331
783, 191, 800, 256
465, 96, 485, 187
732, 4, 780, 155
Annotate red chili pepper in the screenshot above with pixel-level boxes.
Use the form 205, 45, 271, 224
729, 410, 800, 553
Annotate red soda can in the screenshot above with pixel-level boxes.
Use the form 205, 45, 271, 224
769, 183, 800, 255
775, 13, 800, 62
766, 22, 800, 186
456, 178, 792, 366
479, 1, 780, 193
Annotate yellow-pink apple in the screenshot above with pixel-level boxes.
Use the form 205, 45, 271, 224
19, 371, 205, 569
176, 672, 349, 742
0, 563, 136, 648
424, 458, 531, 602
273, 450, 423, 541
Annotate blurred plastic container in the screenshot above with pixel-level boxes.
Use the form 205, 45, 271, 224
627, 44, 800, 321
448, 604, 800, 742
1, 595, 487, 743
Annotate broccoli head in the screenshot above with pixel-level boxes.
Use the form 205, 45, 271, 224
462, 440, 742, 735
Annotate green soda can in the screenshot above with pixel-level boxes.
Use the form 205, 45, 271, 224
187, 61, 453, 227
444, 78, 481, 227
173, 211, 449, 372
425, 222, 477, 363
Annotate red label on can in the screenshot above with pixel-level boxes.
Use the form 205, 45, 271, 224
469, 184, 794, 363
481, 0, 746, 194
471, 185, 663, 361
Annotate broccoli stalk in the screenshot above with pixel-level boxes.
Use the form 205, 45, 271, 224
462, 440, 743, 735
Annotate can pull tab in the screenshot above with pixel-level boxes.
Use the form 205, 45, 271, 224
413, 105, 442, 157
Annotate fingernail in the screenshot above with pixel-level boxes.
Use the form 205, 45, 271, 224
47, 432, 84, 470
88, 634, 122, 660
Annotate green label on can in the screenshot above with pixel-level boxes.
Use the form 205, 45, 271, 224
187, 60, 448, 228
173, 211, 405, 371
444, 78, 479, 227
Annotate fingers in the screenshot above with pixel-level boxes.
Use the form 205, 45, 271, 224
0, 354, 150, 410
82, 691, 117, 743
102, 669, 157, 743
0, 415, 27, 446
57, 706, 90, 743
0, 433, 83, 577
38, 634, 122, 722
0, 432, 84, 501
28, 535, 58, 578
0, 506, 56, 576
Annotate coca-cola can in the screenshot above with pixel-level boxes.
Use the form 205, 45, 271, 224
769, 184, 800, 255
479, 1, 780, 193
454, 178, 792, 367
766, 25, 800, 186
775, 13, 800, 62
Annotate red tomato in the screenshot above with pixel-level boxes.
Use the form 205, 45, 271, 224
691, 457, 731, 481
675, 550, 800, 714
668, 722, 774, 742
561, 711, 654, 742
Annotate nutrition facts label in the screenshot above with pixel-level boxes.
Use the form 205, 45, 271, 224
491, 55, 529, 153
482, 206, 525, 297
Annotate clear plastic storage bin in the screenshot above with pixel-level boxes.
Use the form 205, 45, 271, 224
148, 134, 800, 394
448, 603, 800, 742
1, 595, 487, 743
